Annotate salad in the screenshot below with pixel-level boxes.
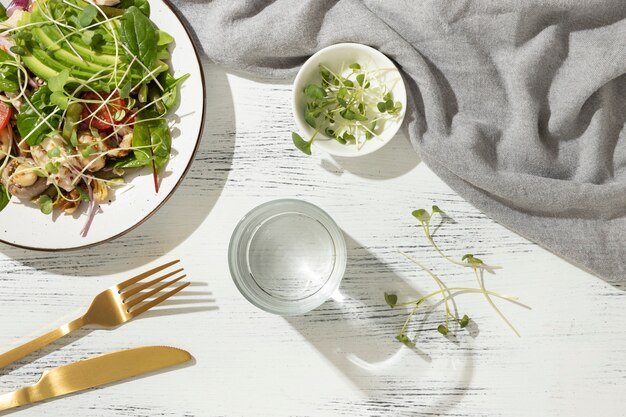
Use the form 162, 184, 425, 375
0, 0, 187, 235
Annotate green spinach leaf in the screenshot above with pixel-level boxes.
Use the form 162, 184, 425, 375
111, 153, 151, 169
119, 6, 157, 70
0, 50, 19, 93
17, 86, 61, 146
157, 72, 189, 110
0, 184, 9, 212
157, 30, 174, 46
118, 0, 150, 16
132, 110, 171, 172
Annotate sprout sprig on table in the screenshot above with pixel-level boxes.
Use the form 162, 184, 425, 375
292, 62, 402, 155
386, 206, 529, 347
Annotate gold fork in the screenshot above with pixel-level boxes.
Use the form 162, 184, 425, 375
0, 260, 188, 369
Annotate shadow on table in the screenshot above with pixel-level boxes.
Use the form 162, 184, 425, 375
321, 129, 421, 180
286, 234, 474, 415
0, 59, 236, 277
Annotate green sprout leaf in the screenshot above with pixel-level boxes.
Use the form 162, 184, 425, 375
304, 110, 317, 129
304, 84, 326, 99
462, 254, 484, 265
319, 66, 334, 85
113, 109, 127, 122
76, 186, 90, 202
50, 91, 68, 110
79, 4, 99, 28
384, 292, 398, 308
340, 109, 356, 120
431, 205, 442, 214
349, 63, 361, 70
119, 81, 133, 99
81, 146, 95, 158
292, 132, 312, 156
47, 147, 61, 159
459, 314, 470, 328
70, 130, 78, 148
412, 208, 427, 221
437, 325, 449, 336
395, 333, 416, 347
342, 133, 355, 143
48, 69, 70, 93
82, 31, 104, 48
45, 162, 59, 174
38, 195, 53, 215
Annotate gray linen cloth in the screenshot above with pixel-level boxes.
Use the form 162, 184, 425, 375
171, 0, 626, 283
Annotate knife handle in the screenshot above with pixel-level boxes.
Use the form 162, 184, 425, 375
0, 316, 86, 369
0, 387, 31, 412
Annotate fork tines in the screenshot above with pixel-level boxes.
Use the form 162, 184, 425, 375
117, 260, 189, 317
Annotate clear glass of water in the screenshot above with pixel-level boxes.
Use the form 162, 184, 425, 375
228, 199, 347, 315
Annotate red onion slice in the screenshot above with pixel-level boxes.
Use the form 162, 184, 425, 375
6, 0, 31, 17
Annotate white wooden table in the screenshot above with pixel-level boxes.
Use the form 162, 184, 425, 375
1, 60, 625, 417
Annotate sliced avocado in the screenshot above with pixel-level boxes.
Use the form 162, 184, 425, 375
21, 54, 81, 85
36, 25, 119, 66
31, 48, 101, 80
69, 32, 118, 56
31, 27, 109, 73
28, 1, 120, 59
28, 18, 119, 65
27, 11, 119, 69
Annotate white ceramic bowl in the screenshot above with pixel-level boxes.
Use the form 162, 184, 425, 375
292, 43, 406, 157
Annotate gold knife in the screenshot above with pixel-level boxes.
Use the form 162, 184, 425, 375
0, 346, 192, 412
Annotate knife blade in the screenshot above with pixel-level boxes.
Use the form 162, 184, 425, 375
0, 346, 192, 412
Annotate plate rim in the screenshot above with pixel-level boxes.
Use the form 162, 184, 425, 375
0, 0, 207, 252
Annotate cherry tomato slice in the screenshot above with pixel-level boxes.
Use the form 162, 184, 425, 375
0, 101, 12, 130
81, 92, 132, 131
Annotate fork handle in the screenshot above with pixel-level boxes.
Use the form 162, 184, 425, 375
0, 316, 86, 369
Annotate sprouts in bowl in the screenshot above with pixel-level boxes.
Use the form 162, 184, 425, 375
292, 43, 407, 158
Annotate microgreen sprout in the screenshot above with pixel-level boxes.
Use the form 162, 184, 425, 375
387, 206, 530, 347
292, 62, 402, 155
38, 194, 53, 214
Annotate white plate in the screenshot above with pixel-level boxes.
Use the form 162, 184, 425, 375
0, 0, 205, 250
292, 43, 406, 157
